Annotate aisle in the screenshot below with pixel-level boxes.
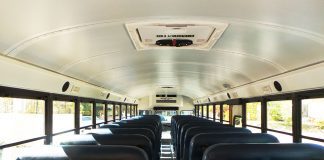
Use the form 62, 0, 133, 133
160, 131, 175, 160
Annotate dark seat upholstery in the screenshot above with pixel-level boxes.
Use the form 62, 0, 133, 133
177, 122, 230, 159
203, 143, 324, 160
59, 134, 99, 145
118, 120, 162, 145
100, 123, 161, 152
187, 133, 279, 160
17, 145, 149, 160
87, 128, 157, 154
176, 122, 228, 160
171, 115, 193, 140
174, 118, 211, 158
181, 127, 251, 160
171, 116, 197, 144
60, 134, 154, 160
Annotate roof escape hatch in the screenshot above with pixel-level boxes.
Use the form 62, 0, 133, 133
126, 20, 228, 51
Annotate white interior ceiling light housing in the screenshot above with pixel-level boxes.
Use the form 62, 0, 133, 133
126, 20, 228, 51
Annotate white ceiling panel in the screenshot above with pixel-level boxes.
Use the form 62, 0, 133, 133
0, 0, 323, 99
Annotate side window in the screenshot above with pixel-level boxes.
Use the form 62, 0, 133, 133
215, 105, 220, 121
127, 105, 131, 117
0, 97, 45, 145
246, 102, 261, 133
301, 98, 324, 145
96, 103, 104, 123
107, 104, 113, 121
115, 105, 120, 120
267, 100, 292, 143
223, 104, 230, 124
208, 105, 214, 119
121, 105, 126, 119
80, 102, 93, 127
53, 101, 75, 133
199, 106, 203, 117
203, 105, 208, 118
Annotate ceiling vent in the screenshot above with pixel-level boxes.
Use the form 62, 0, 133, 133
126, 20, 228, 51
161, 86, 174, 89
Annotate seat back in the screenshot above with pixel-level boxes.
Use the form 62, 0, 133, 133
17, 145, 149, 160
100, 123, 160, 152
100, 123, 158, 136
181, 127, 251, 159
88, 128, 156, 152
187, 133, 279, 160
60, 134, 154, 160
171, 115, 196, 146
93, 134, 154, 160
175, 118, 210, 158
203, 143, 324, 160
177, 123, 228, 159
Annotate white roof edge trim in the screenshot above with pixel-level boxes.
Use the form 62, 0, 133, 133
193, 62, 324, 104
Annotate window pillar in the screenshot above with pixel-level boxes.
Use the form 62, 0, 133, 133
104, 102, 108, 124
112, 104, 116, 122
220, 104, 223, 123
213, 104, 216, 121
44, 94, 53, 145
92, 102, 96, 129
242, 102, 247, 128
74, 98, 80, 134
261, 98, 267, 133
292, 95, 302, 143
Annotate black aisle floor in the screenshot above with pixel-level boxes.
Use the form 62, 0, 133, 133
160, 131, 175, 160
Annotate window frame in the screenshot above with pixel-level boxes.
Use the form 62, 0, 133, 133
0, 86, 136, 149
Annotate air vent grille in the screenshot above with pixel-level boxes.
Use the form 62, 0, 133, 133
156, 100, 177, 103
126, 20, 228, 50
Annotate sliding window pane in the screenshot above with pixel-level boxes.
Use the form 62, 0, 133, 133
107, 104, 113, 121
246, 102, 261, 127
0, 98, 45, 145
127, 105, 131, 117
80, 102, 92, 127
203, 106, 207, 117
121, 105, 126, 119
215, 105, 220, 121
199, 106, 203, 117
96, 103, 104, 123
232, 105, 242, 127
115, 105, 120, 120
53, 101, 74, 133
301, 98, 324, 140
223, 104, 230, 122
132, 106, 136, 116
208, 105, 214, 119
267, 100, 292, 133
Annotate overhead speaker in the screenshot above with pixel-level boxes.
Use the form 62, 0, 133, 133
223, 83, 231, 89
273, 81, 282, 92
227, 93, 231, 99
106, 93, 110, 99
62, 81, 70, 92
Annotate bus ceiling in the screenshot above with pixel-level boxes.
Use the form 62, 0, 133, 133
0, 0, 323, 103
